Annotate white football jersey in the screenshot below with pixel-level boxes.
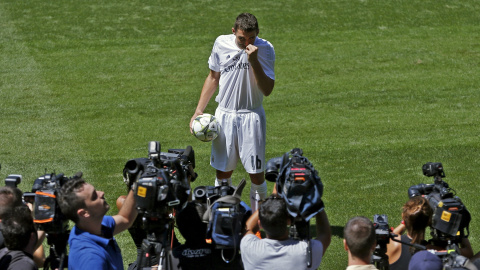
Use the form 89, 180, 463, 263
208, 34, 275, 111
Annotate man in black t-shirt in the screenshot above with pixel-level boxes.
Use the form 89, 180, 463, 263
0, 206, 38, 270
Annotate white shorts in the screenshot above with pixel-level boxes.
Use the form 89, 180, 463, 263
211, 106, 266, 174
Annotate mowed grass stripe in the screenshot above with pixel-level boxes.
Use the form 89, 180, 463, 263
0, 5, 88, 189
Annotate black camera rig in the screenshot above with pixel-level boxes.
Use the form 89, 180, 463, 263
408, 162, 471, 246
195, 179, 251, 264
123, 141, 196, 269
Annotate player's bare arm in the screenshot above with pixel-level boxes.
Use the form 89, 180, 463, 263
246, 44, 275, 96
190, 70, 220, 132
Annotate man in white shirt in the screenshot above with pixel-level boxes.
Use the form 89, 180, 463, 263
240, 195, 331, 270
190, 12, 275, 212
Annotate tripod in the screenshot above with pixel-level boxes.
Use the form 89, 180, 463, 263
43, 231, 69, 270
371, 242, 390, 270
136, 216, 178, 270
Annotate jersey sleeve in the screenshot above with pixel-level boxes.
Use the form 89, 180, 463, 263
208, 37, 221, 72
258, 41, 275, 80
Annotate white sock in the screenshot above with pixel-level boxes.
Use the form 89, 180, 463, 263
215, 177, 231, 187
250, 182, 268, 213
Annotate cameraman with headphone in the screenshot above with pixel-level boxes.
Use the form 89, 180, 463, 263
240, 149, 331, 270
240, 194, 331, 270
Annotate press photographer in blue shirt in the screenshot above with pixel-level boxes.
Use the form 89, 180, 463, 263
58, 177, 137, 270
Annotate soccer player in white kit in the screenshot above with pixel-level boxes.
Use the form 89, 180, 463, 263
190, 13, 275, 213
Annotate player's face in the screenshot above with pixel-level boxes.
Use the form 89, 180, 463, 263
79, 183, 110, 218
233, 28, 258, 49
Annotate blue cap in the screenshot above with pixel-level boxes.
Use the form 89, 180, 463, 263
409, 250, 443, 270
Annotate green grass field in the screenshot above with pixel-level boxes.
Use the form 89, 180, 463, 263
1, 0, 479, 269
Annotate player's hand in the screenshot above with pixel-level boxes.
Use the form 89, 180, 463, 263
245, 44, 259, 62
190, 113, 202, 134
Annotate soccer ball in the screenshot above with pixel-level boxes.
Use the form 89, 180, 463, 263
192, 113, 221, 142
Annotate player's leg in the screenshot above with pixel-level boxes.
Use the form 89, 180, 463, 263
211, 107, 239, 186
249, 172, 268, 213
238, 107, 267, 213
216, 170, 233, 186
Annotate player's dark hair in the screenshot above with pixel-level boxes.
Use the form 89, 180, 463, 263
258, 195, 288, 238
234, 13, 258, 32
57, 178, 87, 223
1, 205, 37, 251
0, 186, 23, 219
344, 216, 376, 259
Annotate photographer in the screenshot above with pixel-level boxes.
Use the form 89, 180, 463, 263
240, 194, 331, 270
406, 162, 474, 260
0, 205, 38, 270
343, 216, 377, 270
0, 186, 24, 249
0, 186, 45, 268
57, 177, 137, 270
386, 196, 432, 270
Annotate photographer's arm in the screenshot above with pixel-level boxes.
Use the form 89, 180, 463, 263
244, 210, 260, 235
459, 237, 474, 258
113, 189, 137, 235
33, 230, 46, 268
315, 210, 331, 255
392, 222, 406, 235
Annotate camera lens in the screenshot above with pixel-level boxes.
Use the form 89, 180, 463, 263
194, 186, 207, 202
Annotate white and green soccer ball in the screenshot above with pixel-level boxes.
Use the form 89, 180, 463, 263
192, 113, 221, 142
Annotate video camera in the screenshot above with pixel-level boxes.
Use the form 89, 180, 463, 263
193, 180, 235, 205
408, 162, 471, 245
265, 148, 324, 222
31, 172, 81, 234
123, 141, 196, 269
4, 171, 79, 234
371, 214, 392, 270
124, 141, 196, 218
194, 178, 250, 265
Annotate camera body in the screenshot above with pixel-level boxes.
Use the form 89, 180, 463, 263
124, 141, 195, 220
32, 173, 76, 234
371, 214, 394, 270
195, 179, 251, 253
4, 171, 76, 234
193, 180, 235, 205
265, 148, 324, 221
408, 162, 471, 245
373, 214, 391, 247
